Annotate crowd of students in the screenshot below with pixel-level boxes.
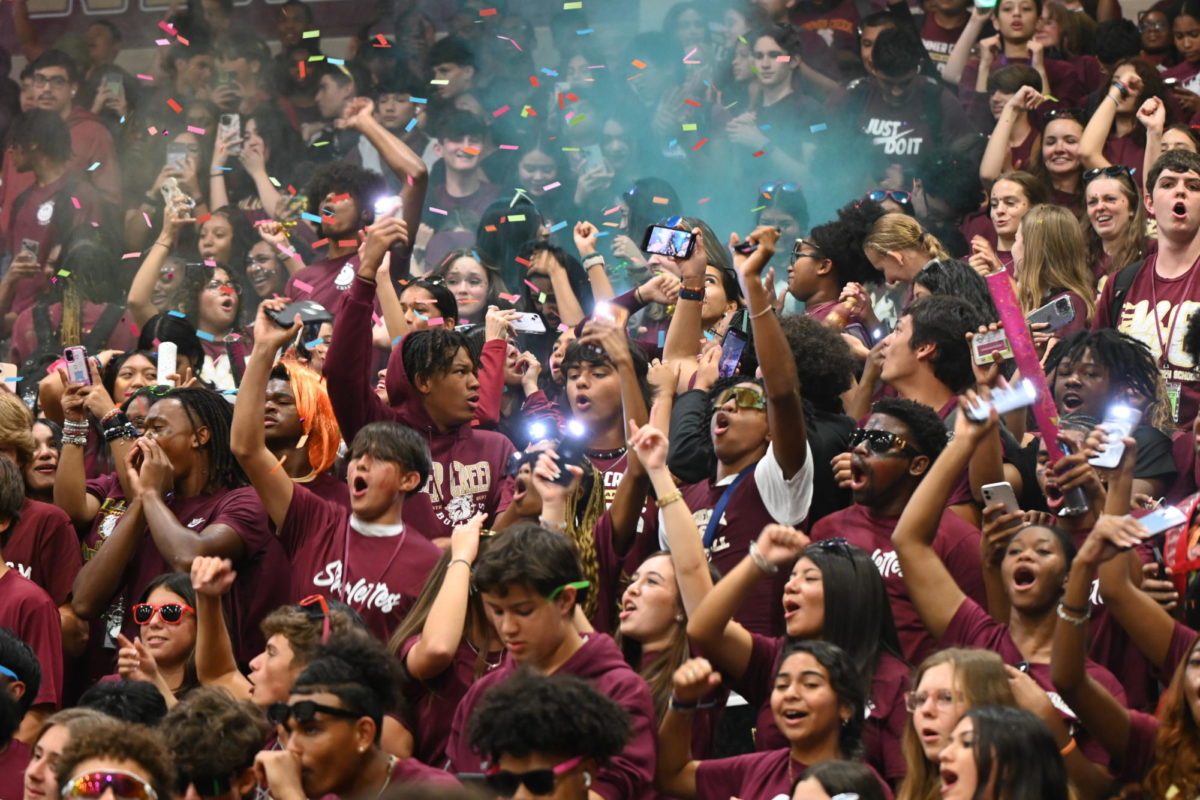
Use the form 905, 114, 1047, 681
8, 0, 1200, 797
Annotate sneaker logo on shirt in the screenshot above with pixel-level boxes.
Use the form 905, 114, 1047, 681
864, 119, 923, 156
186, 517, 207, 529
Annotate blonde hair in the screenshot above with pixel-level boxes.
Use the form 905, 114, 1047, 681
0, 391, 34, 465
897, 648, 1018, 800
864, 213, 949, 262
1082, 171, 1148, 277
1017, 204, 1097, 323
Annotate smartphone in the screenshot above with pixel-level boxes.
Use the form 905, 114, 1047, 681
732, 240, 758, 256
103, 70, 123, 97
166, 142, 189, 171
511, 312, 547, 333
580, 143, 605, 174
718, 328, 748, 378
642, 224, 696, 259
268, 300, 333, 329
64, 346, 91, 385
218, 113, 242, 154
160, 176, 194, 210
551, 420, 589, 486
1137, 505, 1188, 537
373, 196, 403, 220
981, 481, 1021, 512
971, 329, 1014, 365
965, 378, 1038, 422
1026, 294, 1076, 332
19, 239, 39, 258
1088, 403, 1142, 469
157, 341, 177, 388
975, 0, 998, 8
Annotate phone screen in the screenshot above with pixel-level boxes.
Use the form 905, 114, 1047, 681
719, 331, 747, 378
642, 225, 695, 258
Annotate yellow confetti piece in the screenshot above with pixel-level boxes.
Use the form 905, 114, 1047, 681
563, 1, 583, 7
431, 79, 450, 85
682, 123, 697, 131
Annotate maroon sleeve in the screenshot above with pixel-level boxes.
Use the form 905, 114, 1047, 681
937, 518, 988, 608
695, 756, 753, 800
940, 596, 1005, 651
34, 507, 83, 605
1160, 621, 1199, 681
1114, 710, 1158, 785
71, 122, 120, 207
9, 582, 64, 707
209, 488, 273, 557
591, 671, 657, 800
1093, 270, 1118, 330
721, 632, 781, 710
323, 276, 403, 444
277, 484, 340, 558
610, 288, 643, 315
444, 676, 488, 773
520, 390, 564, 431
473, 339, 506, 426
9, 306, 34, 365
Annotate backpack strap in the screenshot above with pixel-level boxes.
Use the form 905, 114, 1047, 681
31, 302, 57, 354
1107, 259, 1145, 326
82, 303, 127, 352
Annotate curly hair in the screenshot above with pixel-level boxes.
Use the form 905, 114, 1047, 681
473, 523, 585, 602
158, 387, 248, 491
1139, 636, 1200, 798
304, 162, 388, 227
776, 640, 866, 759
272, 360, 341, 478
777, 314, 855, 414
468, 668, 631, 763
0, 390, 34, 465
164, 687, 269, 780
291, 631, 405, 742
871, 397, 948, 460
1045, 329, 1167, 428
260, 600, 367, 667
401, 328, 478, 386
810, 200, 887, 286
913, 259, 999, 323
55, 718, 175, 800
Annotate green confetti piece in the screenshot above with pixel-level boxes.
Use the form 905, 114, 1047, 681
302, 30, 320, 38
568, 114, 587, 126
538, 292, 548, 302
509, 214, 527, 221
563, 1, 583, 7
682, 123, 697, 131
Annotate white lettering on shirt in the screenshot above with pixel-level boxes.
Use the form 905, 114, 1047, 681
186, 517, 207, 529
872, 547, 903, 578
4, 560, 31, 579
864, 118, 924, 155
1117, 298, 1200, 376
311, 559, 404, 612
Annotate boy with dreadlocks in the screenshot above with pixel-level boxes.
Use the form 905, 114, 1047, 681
232, 300, 441, 641
324, 218, 516, 539
71, 387, 286, 663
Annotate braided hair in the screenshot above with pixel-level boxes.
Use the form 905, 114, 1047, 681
162, 387, 247, 491
401, 328, 478, 386
1044, 330, 1166, 427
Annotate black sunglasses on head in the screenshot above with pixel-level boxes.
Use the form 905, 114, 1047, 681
1083, 164, 1134, 184
1044, 107, 1084, 124
267, 700, 360, 727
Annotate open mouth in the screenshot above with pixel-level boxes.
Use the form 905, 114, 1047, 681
921, 727, 942, 743
467, 394, 479, 409
1174, 202, 1188, 219
574, 394, 591, 412
713, 411, 731, 436
941, 768, 959, 792
352, 476, 369, 497
1060, 392, 1083, 411
33, 463, 55, 474
782, 597, 801, 619
1045, 482, 1063, 505
619, 600, 637, 620
849, 456, 869, 490
1012, 565, 1037, 589
780, 709, 809, 724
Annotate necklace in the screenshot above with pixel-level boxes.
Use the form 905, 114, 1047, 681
339, 520, 407, 614
586, 446, 627, 461
373, 755, 397, 800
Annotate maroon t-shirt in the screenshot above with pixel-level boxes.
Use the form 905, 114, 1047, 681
3, 498, 81, 605
0, 568, 62, 706
942, 598, 1127, 766
1093, 253, 1200, 428
1163, 59, 1200, 95
277, 484, 441, 641
810, 504, 985, 663
10, 301, 138, 366
0, 738, 30, 799
831, 79, 977, 169
388, 755, 462, 789
727, 633, 909, 781
400, 636, 505, 769
300, 470, 351, 510
789, 0, 880, 53
680, 475, 791, 637
921, 14, 966, 72
697, 749, 893, 800
1115, 709, 1159, 785
285, 251, 362, 314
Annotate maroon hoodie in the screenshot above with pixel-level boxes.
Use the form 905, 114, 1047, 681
444, 633, 657, 800
325, 277, 516, 536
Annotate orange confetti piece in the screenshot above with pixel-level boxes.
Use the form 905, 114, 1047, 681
752, 150, 765, 157
480, 7, 497, 14
166, 98, 182, 113
312, 238, 329, 248
652, 196, 669, 204
631, 59, 647, 69
515, 257, 532, 266
485, 225, 498, 232
338, 239, 358, 247
683, 99, 701, 107
692, 138, 708, 150
463, 146, 481, 155
196, 212, 212, 224
529, 76, 540, 87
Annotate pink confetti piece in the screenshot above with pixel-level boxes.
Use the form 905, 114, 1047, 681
143, 212, 153, 228
543, 181, 561, 191
496, 35, 523, 51
682, 47, 698, 63
427, 317, 444, 326
155, 38, 171, 46
71, 197, 81, 209
147, 126, 158, 136
603, 206, 621, 215
158, 20, 177, 34
558, 323, 571, 332
187, 125, 205, 134
492, 105, 511, 117
499, 293, 521, 302
204, 258, 217, 267
292, 279, 314, 293
427, 207, 448, 215
524, 279, 540, 292
137, 74, 154, 82
122, 252, 142, 259
499, 144, 520, 150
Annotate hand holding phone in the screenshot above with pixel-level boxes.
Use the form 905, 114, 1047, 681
642, 225, 696, 259
64, 347, 91, 386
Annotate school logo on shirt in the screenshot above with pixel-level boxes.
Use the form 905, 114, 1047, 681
36, 200, 55, 226
1117, 299, 1200, 379
312, 559, 404, 612
335, 262, 355, 290
427, 460, 494, 524
864, 118, 923, 156
692, 508, 731, 555
186, 517, 207, 529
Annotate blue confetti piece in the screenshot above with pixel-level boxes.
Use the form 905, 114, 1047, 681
548, 220, 568, 232
3, 377, 19, 383
405, 118, 418, 132
305, 338, 324, 349
327, 57, 345, 65
758, 124, 771, 131
196, 330, 214, 341
392, 336, 403, 346
410, 96, 427, 104
666, 215, 682, 227
541, 68, 559, 76
576, 28, 593, 34
301, 212, 322, 223
668, 140, 677, 148
810, 123, 828, 133
594, 230, 610, 238
87, 161, 101, 172
168, 310, 187, 318
658, 330, 666, 347
703, 331, 715, 341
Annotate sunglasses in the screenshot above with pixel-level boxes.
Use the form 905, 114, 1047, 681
1083, 164, 1134, 184
61, 771, 158, 800
174, 775, 232, 798
760, 180, 801, 196
867, 189, 911, 205
715, 386, 767, 410
848, 428, 919, 456
267, 700, 360, 727
485, 755, 584, 796
297, 594, 331, 643
132, 602, 195, 625
791, 239, 823, 261
807, 536, 853, 555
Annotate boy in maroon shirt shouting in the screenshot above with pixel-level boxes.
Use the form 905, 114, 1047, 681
445, 525, 658, 800
232, 300, 441, 641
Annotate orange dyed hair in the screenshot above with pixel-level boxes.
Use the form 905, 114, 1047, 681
277, 359, 341, 478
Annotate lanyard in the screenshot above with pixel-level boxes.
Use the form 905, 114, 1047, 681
1146, 253, 1200, 368
339, 520, 407, 611
703, 465, 754, 548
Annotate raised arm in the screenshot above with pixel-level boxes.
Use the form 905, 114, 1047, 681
686, 524, 808, 679
128, 198, 195, 326
733, 226, 806, 477
1138, 97, 1167, 185
71, 459, 147, 619
576, 222, 615, 301
533, 248, 585, 327
190, 556, 251, 700
404, 514, 485, 681
893, 399, 993, 640
1080, 68, 1143, 170
655, 658, 722, 800
230, 299, 301, 529
53, 373, 104, 527
943, 8, 990, 86
662, 228, 707, 364
981, 87, 1046, 185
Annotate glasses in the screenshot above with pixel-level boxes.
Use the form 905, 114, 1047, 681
1083, 165, 1134, 184
485, 755, 584, 796
298, 594, 331, 643
867, 189, 912, 205
61, 771, 158, 800
267, 700, 361, 727
204, 279, 242, 295
849, 428, 919, 457
1140, 20, 1168, 31
132, 602, 195, 625
1044, 107, 1084, 123
715, 386, 767, 411
760, 180, 801, 196
791, 239, 823, 261
33, 73, 70, 89
905, 689, 960, 712
174, 775, 232, 798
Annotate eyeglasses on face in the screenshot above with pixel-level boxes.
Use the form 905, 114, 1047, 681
266, 700, 361, 727
204, 279, 242, 295
848, 428, 919, 457
715, 386, 767, 411
867, 189, 912, 205
1139, 19, 1168, 31
33, 73, 70, 89
132, 602, 195, 625
485, 755, 584, 796
61, 771, 158, 800
792, 239, 824, 261
905, 689, 960, 712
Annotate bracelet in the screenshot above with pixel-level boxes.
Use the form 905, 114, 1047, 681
634, 286, 644, 305
1056, 602, 1089, 626
448, 558, 472, 571
582, 253, 604, 267
656, 490, 683, 508
678, 287, 705, 302
100, 407, 122, 425
748, 540, 779, 575
151, 241, 171, 252
62, 433, 88, 448
100, 411, 129, 431
62, 419, 89, 434
749, 305, 774, 320
1111, 79, 1129, 99
669, 695, 699, 713
103, 423, 137, 443
1058, 600, 1089, 615
1059, 737, 1077, 757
